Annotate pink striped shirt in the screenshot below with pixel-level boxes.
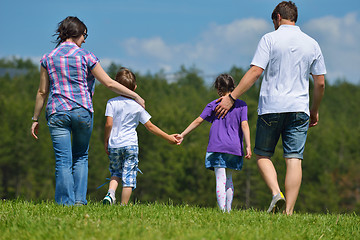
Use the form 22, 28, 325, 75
40, 41, 99, 117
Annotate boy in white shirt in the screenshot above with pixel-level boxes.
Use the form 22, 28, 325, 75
102, 67, 180, 205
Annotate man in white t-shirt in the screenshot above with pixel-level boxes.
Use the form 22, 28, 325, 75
102, 68, 180, 205
215, 1, 326, 215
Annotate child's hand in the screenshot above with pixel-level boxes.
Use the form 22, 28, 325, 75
175, 134, 184, 145
168, 134, 181, 145
245, 146, 252, 159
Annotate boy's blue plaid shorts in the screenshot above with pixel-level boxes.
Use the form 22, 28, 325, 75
108, 145, 141, 189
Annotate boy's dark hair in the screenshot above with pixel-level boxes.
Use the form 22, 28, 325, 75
271, 1, 298, 23
115, 67, 137, 91
54, 16, 87, 47
214, 74, 235, 95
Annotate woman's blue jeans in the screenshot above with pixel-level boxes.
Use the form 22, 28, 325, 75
48, 107, 93, 205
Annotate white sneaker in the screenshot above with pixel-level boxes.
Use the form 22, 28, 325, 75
102, 192, 116, 205
267, 192, 285, 213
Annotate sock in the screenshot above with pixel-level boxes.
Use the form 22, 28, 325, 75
215, 168, 226, 211
225, 170, 234, 212
108, 189, 115, 199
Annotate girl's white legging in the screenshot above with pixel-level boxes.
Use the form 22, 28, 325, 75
214, 167, 234, 212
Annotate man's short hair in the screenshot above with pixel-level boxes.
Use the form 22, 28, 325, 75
271, 1, 298, 23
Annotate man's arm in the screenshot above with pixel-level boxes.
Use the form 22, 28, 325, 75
309, 74, 325, 127
215, 66, 263, 118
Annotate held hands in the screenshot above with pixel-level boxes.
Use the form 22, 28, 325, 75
168, 134, 183, 145
175, 134, 184, 145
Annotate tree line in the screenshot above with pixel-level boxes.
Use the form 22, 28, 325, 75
0, 58, 359, 213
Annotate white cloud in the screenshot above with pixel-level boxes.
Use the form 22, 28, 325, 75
302, 13, 360, 83
121, 18, 272, 78
120, 14, 360, 84
123, 37, 173, 61
193, 18, 271, 62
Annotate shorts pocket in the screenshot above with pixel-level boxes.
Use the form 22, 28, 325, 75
260, 114, 280, 127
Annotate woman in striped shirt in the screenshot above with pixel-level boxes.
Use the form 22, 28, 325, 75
31, 16, 145, 206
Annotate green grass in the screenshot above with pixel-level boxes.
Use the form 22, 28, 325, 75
1, 200, 359, 240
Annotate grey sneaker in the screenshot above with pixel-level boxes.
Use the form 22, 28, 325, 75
267, 192, 285, 213
102, 192, 116, 205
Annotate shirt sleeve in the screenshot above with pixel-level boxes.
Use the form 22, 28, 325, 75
200, 102, 215, 123
139, 108, 151, 124
240, 102, 248, 122
105, 101, 114, 117
310, 43, 327, 75
85, 51, 100, 70
250, 34, 271, 70
40, 54, 47, 69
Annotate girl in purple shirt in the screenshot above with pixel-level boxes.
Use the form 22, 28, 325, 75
178, 74, 251, 212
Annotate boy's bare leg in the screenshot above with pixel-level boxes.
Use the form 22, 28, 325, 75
284, 158, 302, 215
257, 156, 281, 195
109, 176, 120, 191
103, 177, 119, 204
121, 187, 132, 205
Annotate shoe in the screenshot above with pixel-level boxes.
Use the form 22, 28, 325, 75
267, 192, 285, 213
102, 192, 116, 205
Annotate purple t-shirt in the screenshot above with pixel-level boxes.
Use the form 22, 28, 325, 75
200, 99, 248, 156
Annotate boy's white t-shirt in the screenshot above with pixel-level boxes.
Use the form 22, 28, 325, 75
105, 96, 151, 148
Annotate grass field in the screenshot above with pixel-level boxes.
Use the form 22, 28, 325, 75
0, 200, 359, 240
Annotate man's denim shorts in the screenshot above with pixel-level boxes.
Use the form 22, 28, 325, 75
254, 112, 309, 159
108, 145, 140, 189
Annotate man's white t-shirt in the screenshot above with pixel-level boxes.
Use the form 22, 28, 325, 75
105, 96, 151, 148
251, 25, 327, 116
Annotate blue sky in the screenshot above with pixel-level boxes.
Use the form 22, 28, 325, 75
1, 0, 359, 84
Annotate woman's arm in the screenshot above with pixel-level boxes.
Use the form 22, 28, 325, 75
241, 120, 252, 159
31, 66, 50, 140
104, 116, 113, 155
143, 120, 179, 144
91, 63, 145, 108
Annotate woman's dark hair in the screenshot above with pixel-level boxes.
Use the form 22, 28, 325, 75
271, 1, 298, 23
115, 67, 137, 91
214, 74, 235, 95
54, 16, 87, 47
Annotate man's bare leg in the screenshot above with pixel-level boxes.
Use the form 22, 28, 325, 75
257, 156, 281, 196
284, 158, 302, 215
